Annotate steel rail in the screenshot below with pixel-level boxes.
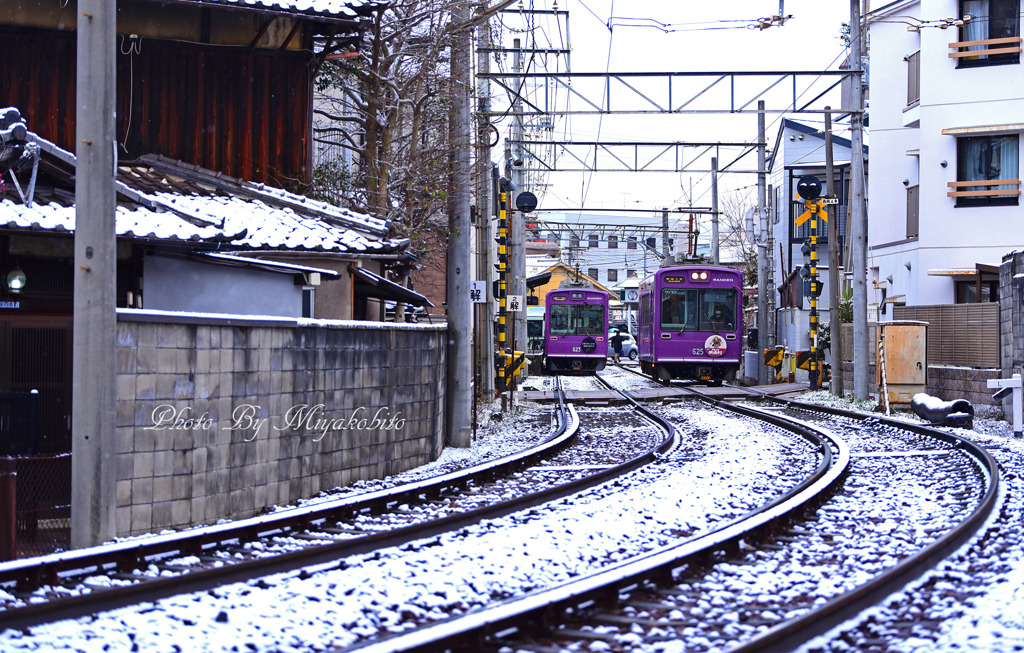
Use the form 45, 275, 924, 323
0, 384, 576, 628
724, 391, 1001, 653
0, 375, 678, 631
337, 381, 849, 653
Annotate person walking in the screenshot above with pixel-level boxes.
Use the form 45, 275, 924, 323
610, 328, 626, 364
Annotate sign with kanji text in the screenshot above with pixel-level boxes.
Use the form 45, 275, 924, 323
470, 281, 486, 303
507, 294, 523, 312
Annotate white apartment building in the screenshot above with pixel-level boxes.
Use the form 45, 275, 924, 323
867, 0, 1021, 307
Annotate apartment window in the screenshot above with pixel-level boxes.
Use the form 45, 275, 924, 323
627, 236, 637, 249
953, 0, 1021, 67
951, 134, 1020, 207
645, 237, 657, 250
906, 184, 920, 238
588, 268, 599, 280
906, 51, 920, 106
607, 269, 618, 283
589, 233, 599, 248
570, 233, 580, 249
627, 269, 637, 278
608, 234, 618, 249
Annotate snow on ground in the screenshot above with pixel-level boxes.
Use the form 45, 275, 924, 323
0, 402, 811, 652
3, 386, 1024, 652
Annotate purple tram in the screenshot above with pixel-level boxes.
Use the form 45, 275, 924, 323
637, 266, 743, 385
544, 288, 609, 373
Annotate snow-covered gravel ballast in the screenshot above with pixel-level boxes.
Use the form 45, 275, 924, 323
0, 391, 819, 652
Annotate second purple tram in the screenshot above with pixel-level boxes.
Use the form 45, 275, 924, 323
637, 265, 743, 385
544, 288, 609, 373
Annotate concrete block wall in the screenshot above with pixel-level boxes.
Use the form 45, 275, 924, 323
999, 252, 1024, 422
115, 312, 446, 536
838, 361, 998, 407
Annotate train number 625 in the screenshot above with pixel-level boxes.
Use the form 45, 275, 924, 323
692, 348, 705, 356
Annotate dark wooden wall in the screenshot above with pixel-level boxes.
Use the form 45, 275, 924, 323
1, 26, 312, 187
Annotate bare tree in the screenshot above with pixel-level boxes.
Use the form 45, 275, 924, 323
311, 0, 461, 261
717, 187, 758, 287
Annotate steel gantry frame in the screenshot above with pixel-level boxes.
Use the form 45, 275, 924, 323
511, 139, 759, 174
479, 70, 855, 117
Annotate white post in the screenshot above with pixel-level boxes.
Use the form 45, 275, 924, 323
1014, 373, 1022, 438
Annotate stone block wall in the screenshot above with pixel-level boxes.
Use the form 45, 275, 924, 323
115, 312, 446, 536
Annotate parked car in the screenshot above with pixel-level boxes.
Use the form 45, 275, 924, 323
608, 329, 638, 360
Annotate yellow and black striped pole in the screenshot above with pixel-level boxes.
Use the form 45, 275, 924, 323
808, 199, 819, 391
796, 174, 824, 392
495, 186, 509, 392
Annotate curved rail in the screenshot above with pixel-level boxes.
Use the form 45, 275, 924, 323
338, 386, 850, 652
726, 391, 1001, 653
0, 384, 578, 629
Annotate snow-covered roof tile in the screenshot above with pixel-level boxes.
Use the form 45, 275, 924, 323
1, 132, 405, 256
154, 0, 384, 20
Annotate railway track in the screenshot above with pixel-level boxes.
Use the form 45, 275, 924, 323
326, 374, 847, 652
0, 375, 682, 642
0, 372, 999, 652
0, 381, 591, 629
329, 372, 997, 653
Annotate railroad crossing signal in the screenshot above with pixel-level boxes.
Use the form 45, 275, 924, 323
796, 199, 829, 226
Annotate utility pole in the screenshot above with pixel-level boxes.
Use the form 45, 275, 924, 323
850, 0, 870, 399
446, 1, 473, 447
72, 0, 117, 547
476, 7, 495, 398
661, 208, 669, 259
756, 100, 770, 385
825, 107, 843, 397
509, 39, 526, 374
711, 157, 719, 264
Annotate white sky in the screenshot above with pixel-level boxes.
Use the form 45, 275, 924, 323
491, 1, 856, 216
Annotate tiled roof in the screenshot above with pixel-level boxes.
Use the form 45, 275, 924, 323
0, 134, 408, 257
154, 0, 388, 20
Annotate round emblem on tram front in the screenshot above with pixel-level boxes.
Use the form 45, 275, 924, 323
704, 334, 726, 358
581, 337, 597, 354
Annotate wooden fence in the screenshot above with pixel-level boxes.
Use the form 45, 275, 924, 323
893, 303, 999, 368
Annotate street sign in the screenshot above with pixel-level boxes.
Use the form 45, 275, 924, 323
508, 294, 523, 312
470, 281, 486, 303
621, 289, 639, 303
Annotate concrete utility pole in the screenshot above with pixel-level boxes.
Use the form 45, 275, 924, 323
510, 39, 526, 369
661, 208, 669, 259
825, 107, 844, 397
476, 9, 495, 397
850, 0, 870, 400
72, 0, 117, 548
756, 101, 770, 385
446, 2, 473, 447
711, 157, 719, 264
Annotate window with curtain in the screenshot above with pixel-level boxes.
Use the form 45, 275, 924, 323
955, 134, 1020, 206
958, 0, 1021, 66
627, 236, 637, 249
608, 234, 618, 249
588, 233, 599, 248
